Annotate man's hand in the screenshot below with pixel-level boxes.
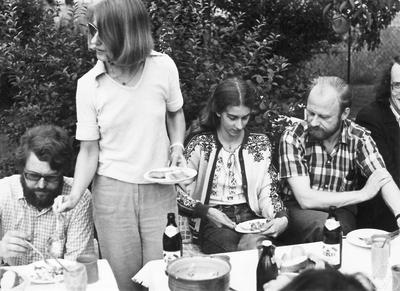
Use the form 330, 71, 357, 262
363, 168, 392, 200
206, 208, 236, 229
0, 231, 29, 258
261, 217, 288, 238
53, 194, 80, 213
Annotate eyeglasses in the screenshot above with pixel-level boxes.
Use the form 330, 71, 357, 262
391, 82, 400, 91
87, 22, 98, 39
23, 170, 60, 183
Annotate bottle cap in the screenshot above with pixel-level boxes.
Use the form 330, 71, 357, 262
261, 240, 272, 247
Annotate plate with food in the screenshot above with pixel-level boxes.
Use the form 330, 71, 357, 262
346, 228, 388, 248
277, 245, 327, 279
28, 259, 73, 284
144, 167, 197, 184
235, 219, 270, 233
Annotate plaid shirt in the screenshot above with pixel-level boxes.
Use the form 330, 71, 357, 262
279, 119, 386, 200
0, 175, 94, 265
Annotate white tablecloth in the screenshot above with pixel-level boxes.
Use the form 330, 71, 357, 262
133, 236, 400, 291
10, 259, 119, 291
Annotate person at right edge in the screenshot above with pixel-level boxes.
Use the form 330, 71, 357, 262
356, 57, 400, 231
53, 0, 186, 290
279, 76, 400, 245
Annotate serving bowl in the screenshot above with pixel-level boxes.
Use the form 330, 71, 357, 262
166, 256, 231, 291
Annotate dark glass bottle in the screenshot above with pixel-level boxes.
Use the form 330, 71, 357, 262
256, 240, 278, 291
322, 206, 343, 269
162, 213, 182, 263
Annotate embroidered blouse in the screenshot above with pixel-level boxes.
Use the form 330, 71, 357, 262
177, 130, 287, 240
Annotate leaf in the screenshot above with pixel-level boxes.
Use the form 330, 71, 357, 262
323, 3, 332, 18
348, 0, 355, 9
339, 1, 348, 13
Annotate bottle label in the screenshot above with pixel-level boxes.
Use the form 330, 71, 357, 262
325, 218, 340, 231
164, 225, 179, 238
163, 250, 181, 263
322, 243, 341, 266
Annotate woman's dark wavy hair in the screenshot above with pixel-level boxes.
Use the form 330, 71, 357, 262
375, 56, 400, 105
195, 77, 257, 132
15, 125, 73, 175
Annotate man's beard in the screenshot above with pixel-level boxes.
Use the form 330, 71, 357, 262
308, 119, 342, 141
21, 176, 63, 210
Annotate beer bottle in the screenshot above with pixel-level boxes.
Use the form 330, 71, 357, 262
162, 213, 182, 263
256, 240, 278, 291
322, 206, 342, 269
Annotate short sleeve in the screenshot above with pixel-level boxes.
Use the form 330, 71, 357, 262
75, 76, 100, 141
279, 125, 309, 179
356, 133, 386, 177
165, 56, 183, 112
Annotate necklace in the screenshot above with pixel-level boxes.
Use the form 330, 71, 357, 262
217, 130, 243, 153
108, 62, 144, 86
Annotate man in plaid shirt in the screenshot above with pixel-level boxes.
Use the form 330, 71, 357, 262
279, 76, 400, 244
0, 125, 94, 265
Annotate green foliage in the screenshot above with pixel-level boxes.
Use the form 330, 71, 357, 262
149, 0, 306, 159
0, 0, 94, 176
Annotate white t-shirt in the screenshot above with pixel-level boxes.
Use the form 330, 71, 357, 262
75, 51, 183, 183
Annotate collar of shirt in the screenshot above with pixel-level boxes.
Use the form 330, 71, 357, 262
306, 119, 352, 146
14, 175, 58, 216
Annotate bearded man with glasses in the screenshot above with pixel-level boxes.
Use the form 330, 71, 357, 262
356, 57, 400, 232
0, 125, 94, 265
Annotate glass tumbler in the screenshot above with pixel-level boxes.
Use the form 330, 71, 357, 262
64, 262, 88, 291
371, 234, 391, 280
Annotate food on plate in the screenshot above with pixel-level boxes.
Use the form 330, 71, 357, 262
0, 270, 20, 289
30, 264, 63, 282
165, 168, 191, 181
242, 219, 268, 232
279, 246, 327, 274
148, 169, 172, 179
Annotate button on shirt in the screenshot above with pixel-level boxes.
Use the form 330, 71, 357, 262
0, 175, 94, 265
279, 119, 386, 200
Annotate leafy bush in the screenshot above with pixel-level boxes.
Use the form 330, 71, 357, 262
0, 0, 94, 176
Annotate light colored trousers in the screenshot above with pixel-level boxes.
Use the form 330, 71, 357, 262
92, 175, 177, 291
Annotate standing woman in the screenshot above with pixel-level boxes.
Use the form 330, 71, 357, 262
54, 0, 186, 290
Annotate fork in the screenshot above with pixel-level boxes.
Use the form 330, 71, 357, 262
24, 240, 55, 271
358, 229, 400, 245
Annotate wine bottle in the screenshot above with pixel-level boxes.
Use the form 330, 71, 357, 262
162, 213, 182, 263
256, 240, 278, 291
322, 206, 342, 269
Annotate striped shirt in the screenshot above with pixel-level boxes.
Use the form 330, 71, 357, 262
0, 175, 94, 265
279, 119, 385, 200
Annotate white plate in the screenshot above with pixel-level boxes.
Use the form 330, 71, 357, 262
346, 228, 388, 248
235, 219, 269, 234
28, 259, 74, 284
144, 167, 197, 185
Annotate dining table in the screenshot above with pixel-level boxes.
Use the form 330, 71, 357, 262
8, 259, 119, 291
132, 233, 400, 291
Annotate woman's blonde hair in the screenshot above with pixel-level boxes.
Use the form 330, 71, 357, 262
88, 0, 154, 67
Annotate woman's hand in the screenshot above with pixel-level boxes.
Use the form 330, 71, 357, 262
206, 208, 236, 229
53, 194, 81, 213
260, 217, 288, 238
170, 145, 186, 168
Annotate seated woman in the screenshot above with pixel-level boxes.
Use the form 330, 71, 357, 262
178, 77, 288, 254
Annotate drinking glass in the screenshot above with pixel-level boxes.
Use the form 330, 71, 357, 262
64, 262, 87, 291
392, 264, 400, 291
371, 234, 390, 280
